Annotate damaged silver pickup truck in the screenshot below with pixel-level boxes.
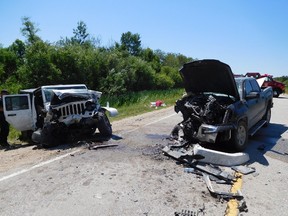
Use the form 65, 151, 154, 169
3, 84, 118, 147
173, 59, 273, 151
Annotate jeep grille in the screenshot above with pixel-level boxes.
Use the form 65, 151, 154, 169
55, 102, 86, 118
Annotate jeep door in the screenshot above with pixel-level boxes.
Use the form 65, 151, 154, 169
3, 94, 34, 131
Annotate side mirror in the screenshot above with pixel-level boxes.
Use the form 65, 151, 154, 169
246, 91, 260, 99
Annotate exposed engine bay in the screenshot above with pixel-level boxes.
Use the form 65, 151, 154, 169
173, 93, 235, 143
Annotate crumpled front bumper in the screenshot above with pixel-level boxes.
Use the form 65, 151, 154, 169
196, 123, 235, 143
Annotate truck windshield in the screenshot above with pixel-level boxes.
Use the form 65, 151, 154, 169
235, 79, 243, 96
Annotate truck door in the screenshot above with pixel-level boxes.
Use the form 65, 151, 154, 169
3, 94, 34, 131
244, 80, 259, 128
250, 79, 266, 122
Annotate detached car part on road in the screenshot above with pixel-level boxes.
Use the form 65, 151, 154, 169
3, 84, 118, 147
173, 59, 273, 151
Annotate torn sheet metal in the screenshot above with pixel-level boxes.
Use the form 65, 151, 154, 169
231, 165, 256, 175
193, 144, 250, 166
202, 173, 243, 200
195, 163, 235, 183
163, 146, 235, 182
162, 146, 195, 164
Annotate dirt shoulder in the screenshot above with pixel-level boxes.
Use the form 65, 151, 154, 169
0, 107, 175, 174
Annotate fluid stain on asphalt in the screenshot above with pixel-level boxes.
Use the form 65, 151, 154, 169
145, 134, 168, 140
141, 144, 167, 161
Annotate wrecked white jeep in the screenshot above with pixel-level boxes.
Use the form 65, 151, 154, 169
3, 84, 118, 147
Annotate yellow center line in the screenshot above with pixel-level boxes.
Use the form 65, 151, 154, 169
225, 172, 243, 216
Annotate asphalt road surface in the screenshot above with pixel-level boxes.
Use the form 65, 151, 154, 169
0, 94, 287, 216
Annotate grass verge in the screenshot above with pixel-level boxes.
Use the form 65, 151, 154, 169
100, 88, 184, 121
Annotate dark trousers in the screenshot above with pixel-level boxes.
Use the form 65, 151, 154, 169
0, 112, 9, 143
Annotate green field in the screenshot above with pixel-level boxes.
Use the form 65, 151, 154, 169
100, 88, 185, 121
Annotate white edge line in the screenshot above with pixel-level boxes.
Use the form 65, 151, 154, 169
0, 149, 80, 183
0, 112, 177, 183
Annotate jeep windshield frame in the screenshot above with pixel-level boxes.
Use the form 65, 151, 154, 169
41, 85, 88, 103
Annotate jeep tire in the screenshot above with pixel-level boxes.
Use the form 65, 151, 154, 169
41, 122, 68, 148
97, 112, 112, 136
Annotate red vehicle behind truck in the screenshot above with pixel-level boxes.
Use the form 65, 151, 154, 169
245, 72, 285, 97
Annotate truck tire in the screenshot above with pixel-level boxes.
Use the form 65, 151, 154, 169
273, 89, 280, 98
97, 112, 112, 136
262, 107, 271, 127
230, 120, 248, 152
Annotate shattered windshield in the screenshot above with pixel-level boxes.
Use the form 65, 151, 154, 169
43, 86, 87, 102
50, 90, 91, 105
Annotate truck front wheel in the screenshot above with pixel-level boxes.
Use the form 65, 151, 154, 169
230, 120, 248, 152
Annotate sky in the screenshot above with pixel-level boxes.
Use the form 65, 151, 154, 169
0, 0, 287, 77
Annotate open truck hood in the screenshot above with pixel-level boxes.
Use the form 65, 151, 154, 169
180, 59, 240, 99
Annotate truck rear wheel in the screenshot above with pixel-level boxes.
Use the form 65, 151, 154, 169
263, 107, 271, 127
230, 120, 248, 152
273, 89, 280, 98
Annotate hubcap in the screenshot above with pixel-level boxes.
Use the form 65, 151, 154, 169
237, 125, 246, 146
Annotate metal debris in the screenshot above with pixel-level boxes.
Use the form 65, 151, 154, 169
238, 200, 248, 213
163, 146, 235, 183
88, 143, 118, 150
202, 173, 243, 200
174, 205, 206, 216
231, 165, 256, 175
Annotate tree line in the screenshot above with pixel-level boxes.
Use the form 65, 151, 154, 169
0, 17, 194, 95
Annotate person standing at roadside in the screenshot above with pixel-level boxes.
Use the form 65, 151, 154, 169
0, 89, 10, 147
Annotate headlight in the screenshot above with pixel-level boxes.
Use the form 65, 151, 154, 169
85, 100, 96, 111
202, 125, 218, 133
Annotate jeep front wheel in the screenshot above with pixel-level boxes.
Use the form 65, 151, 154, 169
97, 112, 112, 136
231, 120, 248, 151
